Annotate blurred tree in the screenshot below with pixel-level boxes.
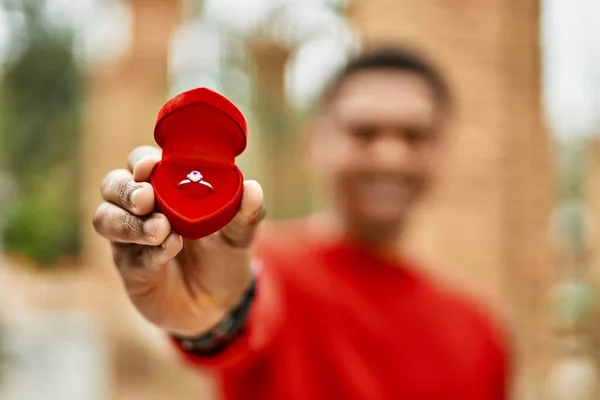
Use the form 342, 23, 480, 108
175, 2, 349, 218
232, 4, 332, 218
0, 0, 83, 264
246, 37, 302, 218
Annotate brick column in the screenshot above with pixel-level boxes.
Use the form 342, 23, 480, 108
81, 0, 183, 271
348, 0, 554, 393
79, 2, 212, 399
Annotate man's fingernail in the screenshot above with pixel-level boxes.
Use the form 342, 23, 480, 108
130, 188, 140, 208
249, 204, 266, 225
143, 218, 161, 238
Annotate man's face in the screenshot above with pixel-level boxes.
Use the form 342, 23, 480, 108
309, 69, 448, 234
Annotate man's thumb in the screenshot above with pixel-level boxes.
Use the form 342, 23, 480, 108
218, 180, 266, 247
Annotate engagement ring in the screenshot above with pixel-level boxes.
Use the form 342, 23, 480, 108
177, 171, 214, 192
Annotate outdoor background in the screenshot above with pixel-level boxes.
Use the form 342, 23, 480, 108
1, 0, 600, 399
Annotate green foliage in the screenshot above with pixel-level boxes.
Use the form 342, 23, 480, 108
554, 281, 594, 326
557, 141, 586, 202
0, 0, 82, 265
2, 166, 81, 264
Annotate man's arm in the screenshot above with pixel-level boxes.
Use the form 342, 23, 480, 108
170, 258, 285, 372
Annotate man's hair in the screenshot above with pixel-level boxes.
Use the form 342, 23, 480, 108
321, 46, 452, 113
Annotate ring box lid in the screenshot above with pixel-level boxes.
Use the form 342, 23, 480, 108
154, 87, 247, 166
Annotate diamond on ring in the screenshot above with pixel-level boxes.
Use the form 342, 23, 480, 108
177, 170, 214, 192
188, 171, 202, 182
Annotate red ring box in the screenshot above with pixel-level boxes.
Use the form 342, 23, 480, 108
150, 88, 247, 240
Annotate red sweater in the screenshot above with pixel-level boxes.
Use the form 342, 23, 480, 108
175, 223, 510, 399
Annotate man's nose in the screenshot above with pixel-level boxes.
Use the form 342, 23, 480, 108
371, 134, 410, 170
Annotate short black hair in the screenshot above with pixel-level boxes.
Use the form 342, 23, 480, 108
320, 46, 452, 114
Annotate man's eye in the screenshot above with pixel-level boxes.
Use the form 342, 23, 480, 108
404, 128, 428, 143
350, 126, 377, 140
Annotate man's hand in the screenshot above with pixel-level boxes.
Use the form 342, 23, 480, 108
93, 146, 265, 337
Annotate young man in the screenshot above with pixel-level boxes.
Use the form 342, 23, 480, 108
93, 48, 511, 399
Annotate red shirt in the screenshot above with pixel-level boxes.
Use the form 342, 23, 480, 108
174, 222, 510, 399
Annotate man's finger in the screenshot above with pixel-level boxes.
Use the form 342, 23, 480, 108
112, 233, 183, 278
133, 153, 162, 182
93, 202, 171, 246
100, 169, 155, 216
147, 232, 184, 266
127, 145, 162, 174
219, 180, 265, 248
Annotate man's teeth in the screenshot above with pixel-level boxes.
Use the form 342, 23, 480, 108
361, 180, 407, 199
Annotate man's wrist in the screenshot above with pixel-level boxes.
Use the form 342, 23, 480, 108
172, 276, 257, 356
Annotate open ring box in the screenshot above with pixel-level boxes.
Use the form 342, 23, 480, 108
150, 88, 247, 240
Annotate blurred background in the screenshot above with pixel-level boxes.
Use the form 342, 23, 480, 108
0, 0, 600, 399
